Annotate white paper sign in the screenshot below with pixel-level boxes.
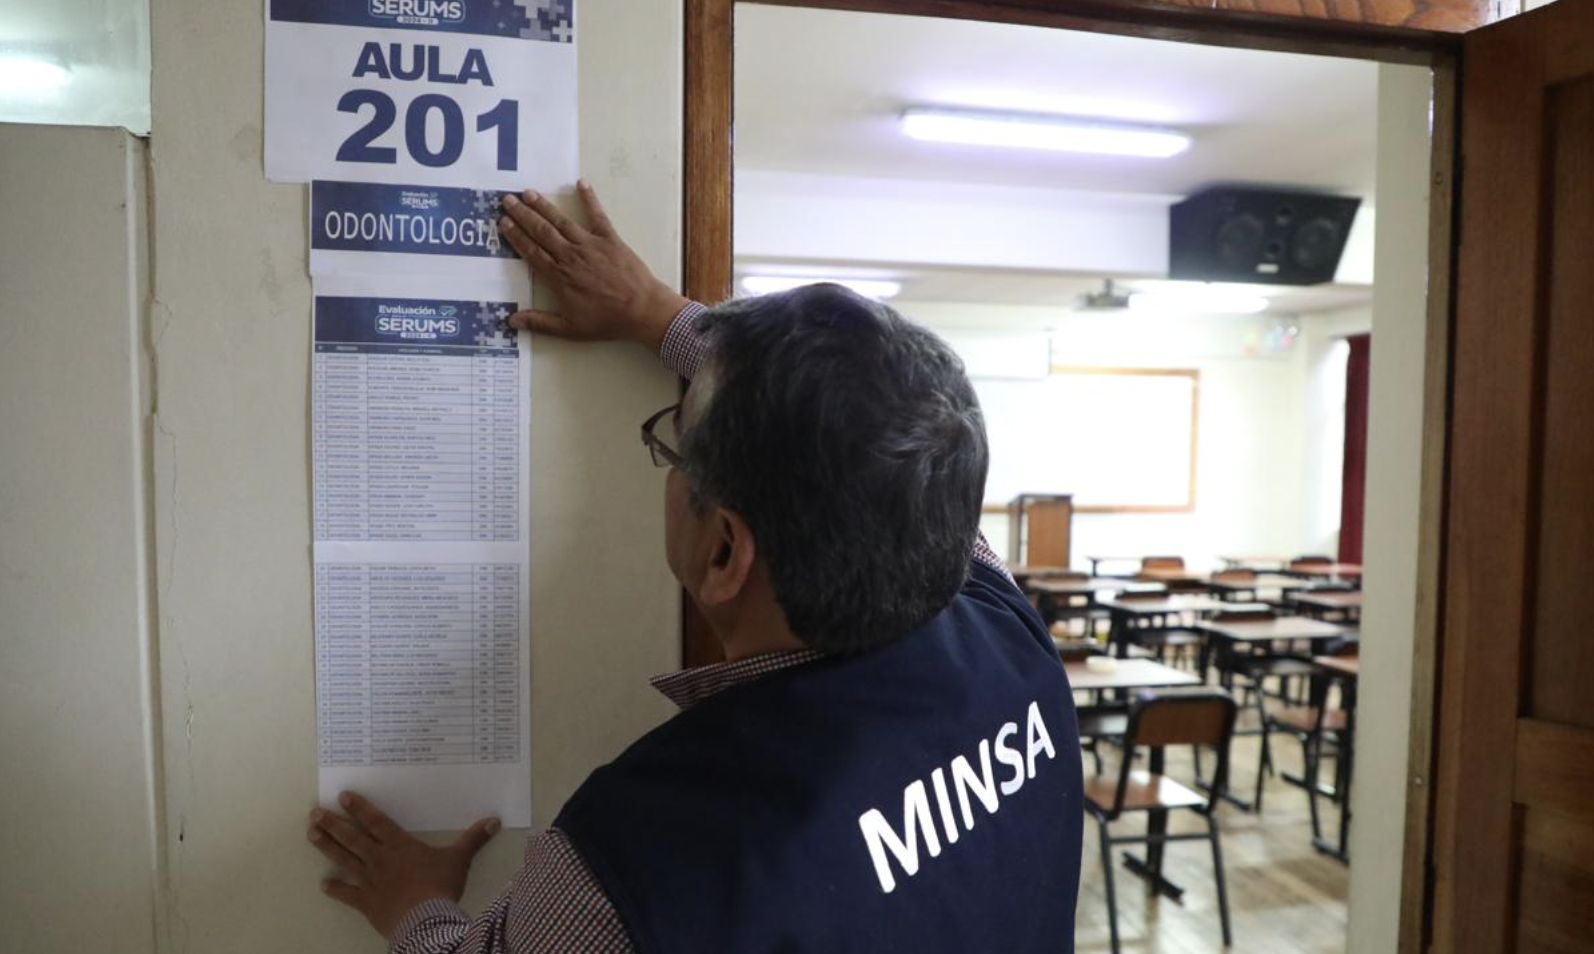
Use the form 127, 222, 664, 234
311, 272, 533, 831
266, 0, 576, 192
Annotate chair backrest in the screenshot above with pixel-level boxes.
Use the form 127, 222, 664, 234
1106, 689, 1239, 817
1163, 579, 1210, 594
1141, 555, 1185, 571
1131, 690, 1236, 747
1212, 568, 1257, 584
1290, 554, 1334, 569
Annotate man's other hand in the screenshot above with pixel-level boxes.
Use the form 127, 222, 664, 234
498, 181, 688, 353
308, 791, 500, 939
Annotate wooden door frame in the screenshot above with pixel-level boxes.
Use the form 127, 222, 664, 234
682, 3, 1467, 951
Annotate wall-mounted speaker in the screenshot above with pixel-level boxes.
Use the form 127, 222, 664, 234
1169, 187, 1362, 286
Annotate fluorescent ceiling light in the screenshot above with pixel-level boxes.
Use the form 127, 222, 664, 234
0, 54, 70, 94
740, 276, 902, 300
1128, 287, 1269, 315
901, 107, 1190, 159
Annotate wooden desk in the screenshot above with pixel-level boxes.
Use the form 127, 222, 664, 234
1218, 554, 1291, 570
1085, 555, 1150, 575
1064, 658, 1201, 691
1286, 562, 1364, 581
1099, 594, 1253, 617
1294, 591, 1364, 621
1135, 567, 1211, 587
1028, 577, 1164, 597
1099, 595, 1267, 659
1197, 617, 1353, 644
1207, 573, 1302, 598
1029, 578, 1164, 632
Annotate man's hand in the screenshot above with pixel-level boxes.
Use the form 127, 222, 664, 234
308, 791, 500, 940
498, 181, 688, 353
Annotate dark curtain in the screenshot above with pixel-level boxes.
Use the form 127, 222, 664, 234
1338, 334, 1371, 564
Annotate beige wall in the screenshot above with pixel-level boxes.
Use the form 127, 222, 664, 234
1346, 62, 1434, 954
144, 0, 683, 950
0, 125, 156, 952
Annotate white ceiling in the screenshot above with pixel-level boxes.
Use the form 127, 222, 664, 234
731, 5, 1388, 315
729, 262, 1373, 315
733, 4, 1383, 198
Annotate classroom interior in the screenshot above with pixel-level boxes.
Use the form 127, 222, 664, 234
732, 7, 1414, 952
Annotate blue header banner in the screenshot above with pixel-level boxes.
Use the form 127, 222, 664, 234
312, 181, 519, 260
317, 295, 519, 356
271, 0, 574, 42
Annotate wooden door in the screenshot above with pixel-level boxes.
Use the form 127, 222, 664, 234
1431, 0, 1594, 950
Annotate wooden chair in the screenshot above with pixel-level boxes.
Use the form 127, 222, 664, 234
1203, 608, 1316, 810
1270, 652, 1357, 860
1140, 555, 1185, 572
1084, 689, 1238, 954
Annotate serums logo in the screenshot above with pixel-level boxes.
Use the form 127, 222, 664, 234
375, 304, 460, 341
369, 0, 466, 27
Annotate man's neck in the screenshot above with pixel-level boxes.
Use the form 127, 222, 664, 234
718, 627, 808, 663
712, 601, 808, 663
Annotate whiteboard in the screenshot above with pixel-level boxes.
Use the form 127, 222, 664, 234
975, 369, 1199, 511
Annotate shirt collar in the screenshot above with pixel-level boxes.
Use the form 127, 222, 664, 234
650, 649, 824, 710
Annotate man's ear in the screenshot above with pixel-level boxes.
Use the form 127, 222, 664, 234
695, 506, 757, 608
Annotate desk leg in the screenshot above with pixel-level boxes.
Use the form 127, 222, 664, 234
1109, 611, 1131, 659
1147, 809, 1168, 875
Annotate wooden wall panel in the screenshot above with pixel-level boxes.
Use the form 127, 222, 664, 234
1515, 810, 1594, 954
1513, 720, 1594, 821
1528, 75, 1594, 731
1433, 3, 1594, 951
1431, 18, 1542, 949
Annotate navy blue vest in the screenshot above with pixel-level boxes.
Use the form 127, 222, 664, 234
556, 561, 1083, 953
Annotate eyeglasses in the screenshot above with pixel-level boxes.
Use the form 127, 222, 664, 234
640, 403, 684, 469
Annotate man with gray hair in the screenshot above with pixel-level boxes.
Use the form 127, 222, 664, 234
307, 182, 1083, 953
